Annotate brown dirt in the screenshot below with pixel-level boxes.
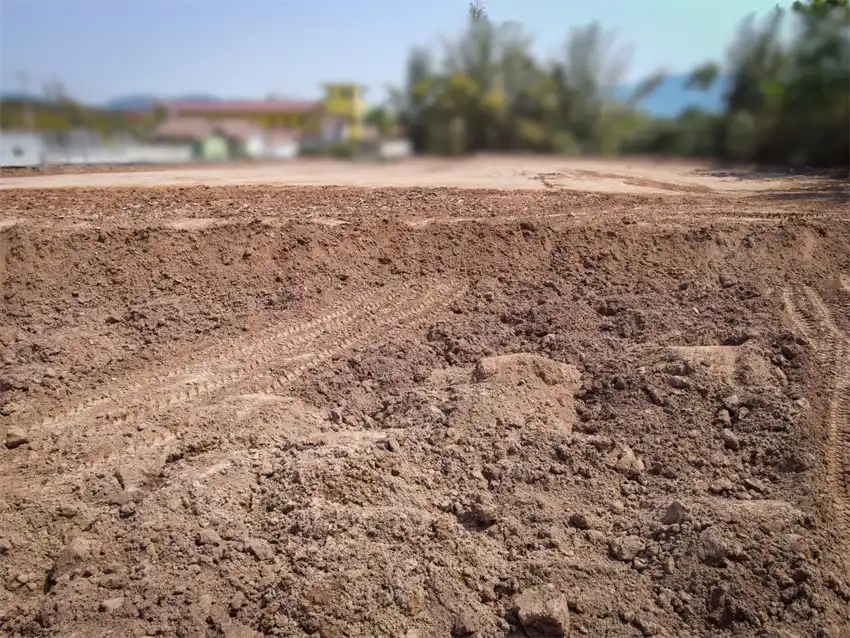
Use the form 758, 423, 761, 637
1, 182, 849, 638
3, 157, 849, 198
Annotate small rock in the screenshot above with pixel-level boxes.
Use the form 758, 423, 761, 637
714, 409, 732, 427
722, 395, 741, 411
661, 500, 688, 525
4, 426, 28, 448
57, 504, 79, 518
569, 513, 597, 530
451, 612, 479, 636
743, 477, 766, 493
100, 574, 128, 590
609, 536, 645, 562
792, 397, 811, 413
482, 464, 501, 481
246, 538, 275, 561
613, 376, 627, 390
0, 403, 14, 417
230, 591, 246, 612
709, 478, 734, 494
514, 588, 571, 637
645, 386, 665, 406
614, 447, 645, 477
197, 528, 223, 546
635, 618, 662, 637
469, 502, 498, 527
666, 361, 691, 376
722, 429, 740, 451
699, 528, 728, 563
667, 375, 690, 389
99, 597, 125, 613
609, 500, 625, 515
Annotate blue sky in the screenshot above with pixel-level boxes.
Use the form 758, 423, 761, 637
0, 0, 781, 105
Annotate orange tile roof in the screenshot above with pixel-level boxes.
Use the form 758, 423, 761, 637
166, 99, 323, 115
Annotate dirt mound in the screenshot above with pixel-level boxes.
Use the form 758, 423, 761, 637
1, 186, 849, 638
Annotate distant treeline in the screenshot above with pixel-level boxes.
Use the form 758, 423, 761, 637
0, 99, 163, 138
379, 0, 849, 166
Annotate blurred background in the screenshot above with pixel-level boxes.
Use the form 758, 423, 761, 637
0, 0, 847, 168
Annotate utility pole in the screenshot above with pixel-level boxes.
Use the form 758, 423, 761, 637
18, 71, 34, 129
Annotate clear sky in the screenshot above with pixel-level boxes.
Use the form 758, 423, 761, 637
0, 0, 782, 105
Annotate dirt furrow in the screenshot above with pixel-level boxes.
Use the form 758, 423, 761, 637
28, 283, 400, 436
170, 281, 468, 489
800, 286, 850, 551
782, 288, 818, 351
6, 280, 464, 494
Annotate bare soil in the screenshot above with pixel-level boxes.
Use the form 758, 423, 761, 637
1, 167, 849, 638
2, 157, 849, 199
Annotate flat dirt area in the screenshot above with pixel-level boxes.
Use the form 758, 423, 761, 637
1, 156, 848, 198
1, 158, 849, 638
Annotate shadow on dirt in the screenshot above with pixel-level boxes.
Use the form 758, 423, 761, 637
691, 163, 849, 203
757, 182, 849, 203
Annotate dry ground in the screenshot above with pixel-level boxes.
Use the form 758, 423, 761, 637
1, 158, 849, 638
1, 156, 847, 198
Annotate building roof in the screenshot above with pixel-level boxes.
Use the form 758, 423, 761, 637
151, 117, 214, 141
165, 98, 323, 115
214, 119, 264, 141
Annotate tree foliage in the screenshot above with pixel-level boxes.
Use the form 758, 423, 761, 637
0, 96, 164, 138
388, 0, 849, 166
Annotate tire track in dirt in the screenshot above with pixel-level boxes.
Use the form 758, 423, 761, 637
173, 281, 468, 487
13, 279, 466, 492
30, 282, 401, 436
784, 285, 850, 551
782, 288, 817, 353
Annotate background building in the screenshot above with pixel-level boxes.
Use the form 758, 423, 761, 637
321, 83, 367, 141
162, 84, 367, 143
164, 98, 325, 134
150, 118, 228, 161
0, 130, 44, 167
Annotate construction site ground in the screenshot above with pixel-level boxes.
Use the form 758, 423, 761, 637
1, 157, 849, 638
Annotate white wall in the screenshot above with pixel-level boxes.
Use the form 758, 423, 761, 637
265, 141, 299, 159
44, 144, 193, 165
378, 138, 413, 160
243, 135, 266, 159
0, 133, 45, 167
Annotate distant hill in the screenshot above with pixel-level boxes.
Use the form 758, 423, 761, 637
4, 76, 725, 120
0, 92, 48, 104
619, 73, 727, 117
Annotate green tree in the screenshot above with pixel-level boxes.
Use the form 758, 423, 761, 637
364, 106, 396, 136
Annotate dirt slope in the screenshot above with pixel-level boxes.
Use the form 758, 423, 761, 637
1, 185, 849, 638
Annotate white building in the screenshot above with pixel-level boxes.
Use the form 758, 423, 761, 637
264, 129, 300, 159
0, 131, 45, 167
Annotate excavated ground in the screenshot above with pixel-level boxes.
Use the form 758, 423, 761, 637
1, 184, 849, 638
